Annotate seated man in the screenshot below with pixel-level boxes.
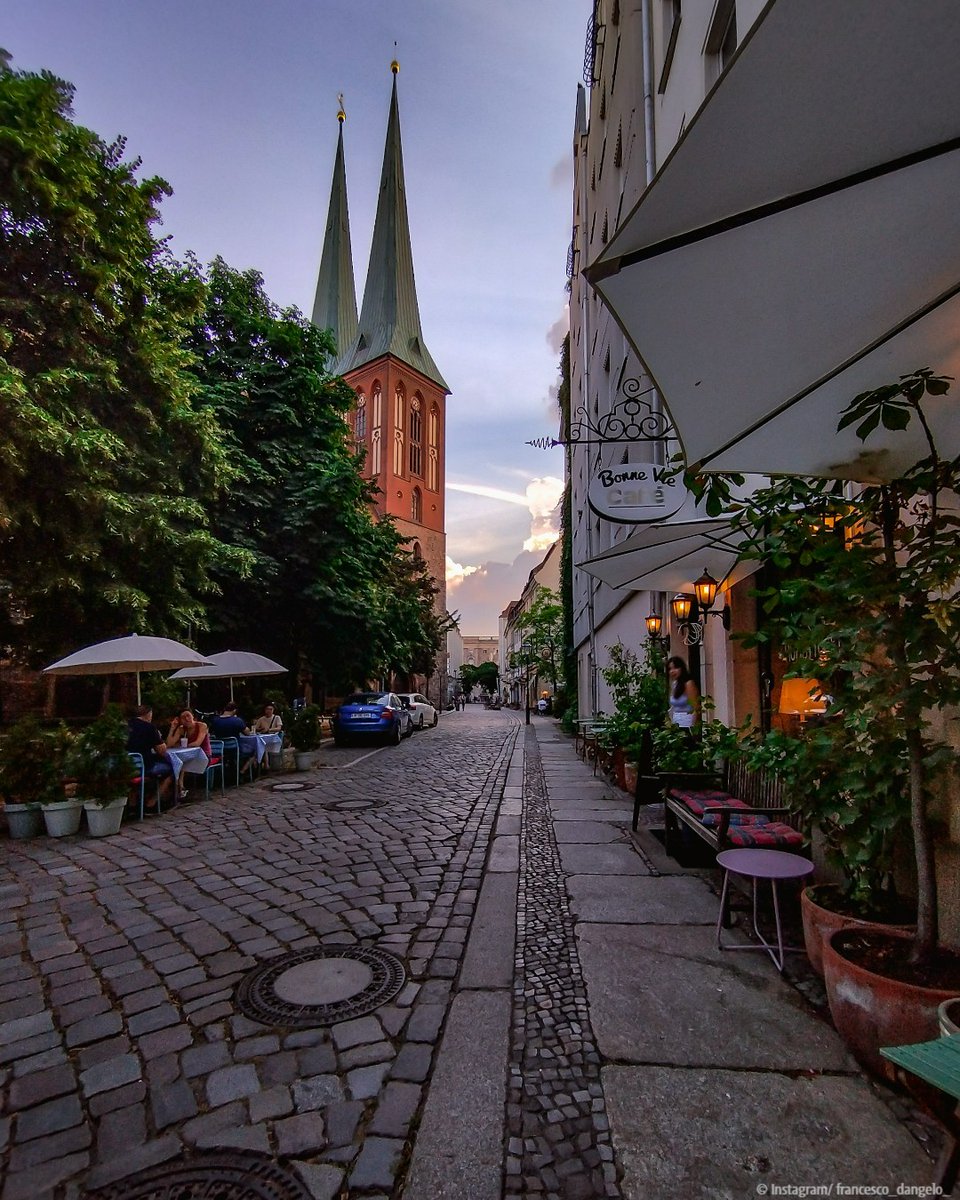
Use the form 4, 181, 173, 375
210, 702, 248, 740
126, 705, 173, 809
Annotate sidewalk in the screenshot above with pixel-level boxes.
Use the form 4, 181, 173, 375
409, 718, 935, 1199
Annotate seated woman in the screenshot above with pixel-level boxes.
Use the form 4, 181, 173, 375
166, 710, 211, 800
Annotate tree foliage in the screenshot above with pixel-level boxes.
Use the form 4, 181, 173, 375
460, 661, 498, 696
509, 587, 565, 693
0, 63, 243, 661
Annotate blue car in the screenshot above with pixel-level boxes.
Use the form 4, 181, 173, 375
333, 692, 414, 746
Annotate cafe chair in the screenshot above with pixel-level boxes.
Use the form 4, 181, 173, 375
204, 740, 226, 801
220, 737, 241, 788
127, 752, 161, 820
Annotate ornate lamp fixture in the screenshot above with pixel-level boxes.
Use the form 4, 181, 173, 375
645, 610, 670, 653
693, 569, 731, 630
670, 572, 730, 647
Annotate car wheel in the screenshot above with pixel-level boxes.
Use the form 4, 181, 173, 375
418, 715, 425, 730
390, 721, 402, 746
432, 712, 439, 726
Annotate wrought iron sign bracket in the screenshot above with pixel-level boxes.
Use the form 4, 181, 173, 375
527, 379, 676, 450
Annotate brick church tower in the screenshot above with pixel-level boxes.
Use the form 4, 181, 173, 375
312, 66, 449, 629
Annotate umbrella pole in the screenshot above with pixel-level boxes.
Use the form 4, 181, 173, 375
230, 677, 235, 702
136, 672, 141, 706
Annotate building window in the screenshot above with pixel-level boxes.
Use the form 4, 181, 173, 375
659, 0, 682, 94
393, 384, 405, 477
427, 404, 440, 491
704, 0, 736, 86
355, 392, 367, 444
371, 383, 382, 475
409, 394, 423, 477
412, 487, 422, 523
412, 540, 423, 560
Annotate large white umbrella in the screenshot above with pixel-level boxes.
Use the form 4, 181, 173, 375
43, 634, 213, 705
169, 650, 288, 701
587, 0, 960, 480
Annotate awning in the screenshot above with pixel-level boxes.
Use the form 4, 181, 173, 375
587, 0, 960, 480
578, 517, 757, 594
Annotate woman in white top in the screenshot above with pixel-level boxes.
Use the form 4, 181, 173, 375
253, 703, 283, 734
666, 657, 700, 728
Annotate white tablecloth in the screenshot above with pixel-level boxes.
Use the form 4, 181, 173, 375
165, 746, 209, 783
238, 733, 282, 763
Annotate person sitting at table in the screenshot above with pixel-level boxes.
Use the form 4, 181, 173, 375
253, 703, 282, 734
210, 702, 249, 740
166, 710, 211, 800
126, 705, 173, 809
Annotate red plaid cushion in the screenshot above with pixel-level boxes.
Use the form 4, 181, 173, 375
668, 788, 735, 817
726, 822, 804, 849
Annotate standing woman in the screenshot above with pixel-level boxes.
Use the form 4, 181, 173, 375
666, 657, 700, 729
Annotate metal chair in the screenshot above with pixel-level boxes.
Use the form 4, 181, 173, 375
220, 737, 241, 787
127, 752, 162, 819
204, 740, 226, 800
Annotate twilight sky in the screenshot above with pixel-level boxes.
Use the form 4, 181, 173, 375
5, 0, 586, 633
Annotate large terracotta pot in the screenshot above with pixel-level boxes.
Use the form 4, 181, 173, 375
823, 926, 957, 1079
611, 747, 626, 789
801, 885, 914, 978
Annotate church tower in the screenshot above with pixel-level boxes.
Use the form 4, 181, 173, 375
314, 63, 450, 623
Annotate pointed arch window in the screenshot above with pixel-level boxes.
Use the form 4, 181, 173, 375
427, 404, 440, 492
412, 487, 422, 523
355, 391, 367, 445
371, 383, 383, 476
394, 384, 406, 477
409, 394, 423, 477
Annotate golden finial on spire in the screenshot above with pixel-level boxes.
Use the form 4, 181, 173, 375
391, 59, 399, 75
337, 92, 345, 122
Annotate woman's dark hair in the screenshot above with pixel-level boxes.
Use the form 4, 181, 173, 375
667, 656, 691, 699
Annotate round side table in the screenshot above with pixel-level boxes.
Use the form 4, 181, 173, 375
715, 847, 814, 971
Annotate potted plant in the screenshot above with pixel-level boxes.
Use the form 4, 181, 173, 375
727, 369, 960, 1073
0, 715, 66, 839
69, 704, 131, 837
289, 705, 322, 770
600, 642, 667, 789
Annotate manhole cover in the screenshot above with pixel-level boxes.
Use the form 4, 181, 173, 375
86, 1150, 313, 1199
323, 797, 384, 812
235, 946, 406, 1027
271, 781, 307, 792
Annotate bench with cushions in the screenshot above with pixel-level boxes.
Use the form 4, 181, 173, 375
660, 760, 805, 858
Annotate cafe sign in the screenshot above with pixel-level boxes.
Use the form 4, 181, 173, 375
588, 462, 684, 524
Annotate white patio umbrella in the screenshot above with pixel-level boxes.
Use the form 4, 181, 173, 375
587, 0, 960, 480
43, 634, 213, 705
169, 650, 288, 701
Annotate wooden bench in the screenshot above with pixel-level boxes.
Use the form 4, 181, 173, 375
659, 760, 804, 858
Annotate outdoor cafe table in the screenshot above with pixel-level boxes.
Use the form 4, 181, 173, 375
164, 745, 209, 784
237, 733, 282, 764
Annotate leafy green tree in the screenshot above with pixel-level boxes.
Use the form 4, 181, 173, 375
461, 661, 498, 696
0, 63, 241, 662
509, 587, 565, 695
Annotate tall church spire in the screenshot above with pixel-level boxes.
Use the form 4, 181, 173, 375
311, 103, 358, 358
337, 63, 448, 391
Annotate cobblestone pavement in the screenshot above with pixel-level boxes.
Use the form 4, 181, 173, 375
0, 708, 522, 1199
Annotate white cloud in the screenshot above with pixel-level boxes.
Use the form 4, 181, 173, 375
446, 556, 481, 587
523, 530, 560, 554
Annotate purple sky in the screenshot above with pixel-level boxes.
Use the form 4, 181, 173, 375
5, 0, 587, 632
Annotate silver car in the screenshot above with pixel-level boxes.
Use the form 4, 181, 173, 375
397, 692, 438, 730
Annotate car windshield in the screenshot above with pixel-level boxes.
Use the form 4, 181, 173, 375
344, 693, 387, 706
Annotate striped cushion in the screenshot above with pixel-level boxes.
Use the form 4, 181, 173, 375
726, 822, 804, 849
670, 788, 762, 825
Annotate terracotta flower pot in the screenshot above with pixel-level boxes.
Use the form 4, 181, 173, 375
801, 885, 915, 978
823, 926, 957, 1080
623, 761, 639, 796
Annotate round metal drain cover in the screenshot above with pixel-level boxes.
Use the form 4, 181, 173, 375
236, 946, 406, 1028
271, 781, 307, 792
86, 1150, 313, 1199
324, 797, 383, 812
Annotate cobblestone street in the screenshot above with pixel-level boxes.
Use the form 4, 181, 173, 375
0, 707, 526, 1199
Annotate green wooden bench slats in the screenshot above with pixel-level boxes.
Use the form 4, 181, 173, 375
881, 1037, 960, 1100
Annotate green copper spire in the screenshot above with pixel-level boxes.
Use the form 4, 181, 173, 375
312, 106, 358, 358
338, 65, 448, 391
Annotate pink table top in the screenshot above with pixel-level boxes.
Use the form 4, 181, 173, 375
716, 847, 814, 880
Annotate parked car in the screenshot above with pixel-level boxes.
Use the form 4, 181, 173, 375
396, 692, 438, 730
333, 692, 413, 746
